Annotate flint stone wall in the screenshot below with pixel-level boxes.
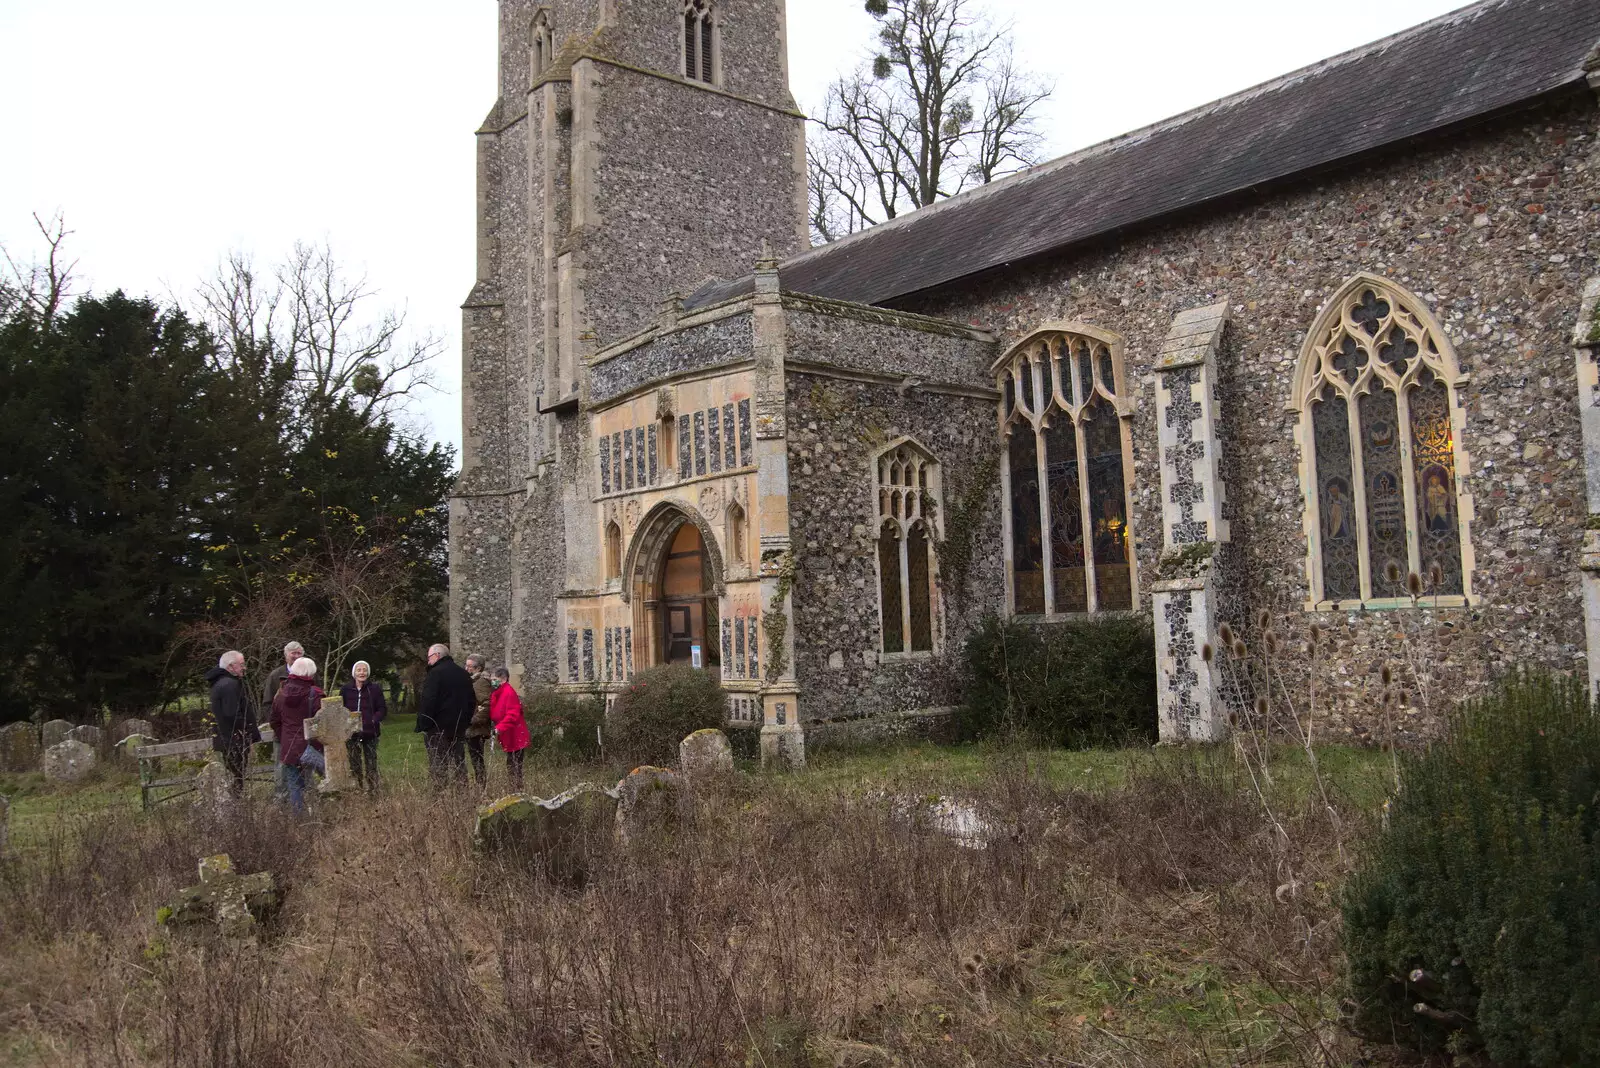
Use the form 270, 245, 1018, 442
899, 96, 1600, 742
589, 310, 753, 405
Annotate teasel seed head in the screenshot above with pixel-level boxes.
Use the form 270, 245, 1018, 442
1381, 664, 1393, 687
1265, 630, 1280, 655
1201, 643, 1214, 663
1386, 561, 1402, 585
1234, 640, 1249, 659
1219, 622, 1235, 646
1255, 696, 1269, 718
1257, 609, 1270, 630
1429, 561, 1444, 589
1407, 571, 1423, 597
1309, 622, 1323, 643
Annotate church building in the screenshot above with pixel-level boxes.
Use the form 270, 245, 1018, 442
450, 0, 1600, 765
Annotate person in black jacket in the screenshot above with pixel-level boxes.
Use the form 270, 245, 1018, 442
417, 643, 475, 787
205, 650, 260, 797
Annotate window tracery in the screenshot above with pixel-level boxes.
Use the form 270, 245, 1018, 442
530, 10, 553, 83
875, 441, 940, 654
683, 0, 716, 84
1293, 275, 1472, 606
998, 326, 1135, 616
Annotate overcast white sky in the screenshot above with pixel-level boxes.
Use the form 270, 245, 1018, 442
0, 0, 1466, 455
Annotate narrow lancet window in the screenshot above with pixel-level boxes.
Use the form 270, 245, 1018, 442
874, 441, 941, 654
683, 0, 715, 84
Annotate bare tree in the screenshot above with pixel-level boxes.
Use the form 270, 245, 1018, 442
1, 212, 76, 325
809, 0, 1054, 242
197, 242, 442, 427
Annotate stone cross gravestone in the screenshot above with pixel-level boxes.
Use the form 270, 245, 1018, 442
160, 853, 280, 937
303, 696, 358, 794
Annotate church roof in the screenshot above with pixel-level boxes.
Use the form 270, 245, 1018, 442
686, 0, 1600, 311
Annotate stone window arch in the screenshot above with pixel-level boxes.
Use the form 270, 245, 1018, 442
530, 9, 553, 83
996, 323, 1136, 617
1292, 273, 1474, 607
682, 0, 717, 85
875, 439, 940, 655
604, 520, 623, 581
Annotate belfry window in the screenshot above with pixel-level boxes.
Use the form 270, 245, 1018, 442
530, 10, 553, 82
683, 0, 715, 84
875, 441, 939, 655
1294, 275, 1472, 606
998, 327, 1135, 616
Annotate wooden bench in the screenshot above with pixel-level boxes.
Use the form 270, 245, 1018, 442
133, 728, 278, 811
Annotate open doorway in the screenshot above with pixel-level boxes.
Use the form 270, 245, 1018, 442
659, 522, 720, 670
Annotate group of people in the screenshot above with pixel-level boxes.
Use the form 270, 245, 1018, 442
204, 640, 529, 813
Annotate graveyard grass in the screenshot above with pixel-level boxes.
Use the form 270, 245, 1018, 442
0, 723, 1393, 1066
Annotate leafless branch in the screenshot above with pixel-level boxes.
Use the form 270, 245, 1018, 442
1, 212, 77, 325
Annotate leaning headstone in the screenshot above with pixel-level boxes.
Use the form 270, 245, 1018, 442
113, 733, 156, 763
473, 783, 618, 886
193, 759, 233, 812
0, 722, 40, 772
116, 718, 153, 743
159, 854, 280, 937
678, 728, 734, 781
40, 719, 73, 749
304, 696, 358, 794
67, 724, 102, 748
42, 739, 96, 783
614, 765, 689, 845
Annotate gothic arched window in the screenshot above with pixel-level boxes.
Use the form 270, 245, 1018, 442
530, 10, 553, 83
1293, 274, 1474, 607
683, 0, 716, 84
997, 325, 1136, 616
875, 440, 940, 654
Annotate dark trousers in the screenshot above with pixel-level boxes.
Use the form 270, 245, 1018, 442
425, 730, 466, 787
220, 737, 249, 797
465, 736, 488, 785
505, 747, 525, 790
346, 735, 379, 792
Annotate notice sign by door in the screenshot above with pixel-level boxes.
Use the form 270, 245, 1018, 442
691, 643, 703, 669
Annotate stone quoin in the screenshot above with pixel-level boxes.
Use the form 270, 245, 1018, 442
451, 0, 1600, 751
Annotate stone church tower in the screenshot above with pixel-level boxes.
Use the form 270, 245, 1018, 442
451, 1, 809, 696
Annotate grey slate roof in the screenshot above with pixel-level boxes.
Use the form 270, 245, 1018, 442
686, 0, 1600, 312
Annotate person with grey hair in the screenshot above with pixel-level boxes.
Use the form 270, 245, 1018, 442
340, 659, 387, 793
464, 653, 494, 787
204, 650, 260, 797
262, 641, 304, 802
271, 655, 327, 814
417, 642, 474, 787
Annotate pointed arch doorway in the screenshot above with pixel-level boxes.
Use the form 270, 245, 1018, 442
624, 502, 726, 673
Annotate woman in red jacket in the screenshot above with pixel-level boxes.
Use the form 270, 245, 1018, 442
270, 656, 326, 815
489, 666, 531, 790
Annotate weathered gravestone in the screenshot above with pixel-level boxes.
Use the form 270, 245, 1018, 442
40, 719, 73, 749
42, 739, 96, 783
0, 722, 40, 772
614, 766, 689, 846
193, 759, 234, 812
678, 728, 734, 780
116, 718, 154, 742
0, 794, 9, 855
473, 783, 619, 886
113, 733, 156, 763
303, 696, 358, 794
67, 724, 102, 748
159, 854, 280, 937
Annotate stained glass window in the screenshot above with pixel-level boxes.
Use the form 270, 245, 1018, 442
1297, 278, 1471, 605
875, 442, 942, 653
998, 331, 1135, 616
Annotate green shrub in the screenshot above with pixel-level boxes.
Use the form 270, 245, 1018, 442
607, 664, 727, 766
524, 687, 604, 765
1342, 671, 1600, 1065
957, 612, 1157, 747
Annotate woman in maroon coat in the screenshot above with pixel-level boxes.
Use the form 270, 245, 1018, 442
270, 656, 326, 815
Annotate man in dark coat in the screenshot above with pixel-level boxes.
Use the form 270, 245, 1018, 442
205, 650, 260, 796
417, 643, 475, 787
